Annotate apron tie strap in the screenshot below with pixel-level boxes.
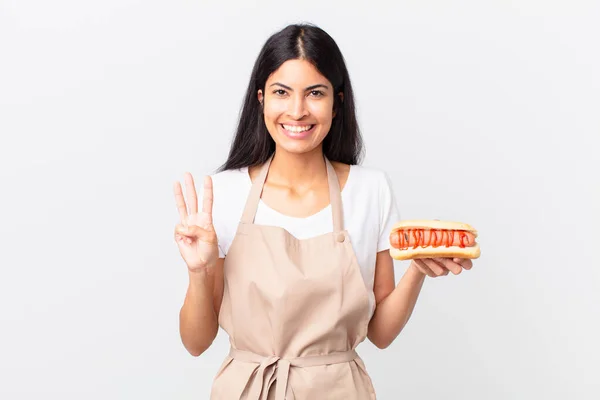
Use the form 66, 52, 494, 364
228, 347, 358, 400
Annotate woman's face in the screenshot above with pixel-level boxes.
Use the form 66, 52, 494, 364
258, 59, 337, 156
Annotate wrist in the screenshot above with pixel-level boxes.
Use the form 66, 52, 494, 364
407, 261, 427, 280
188, 259, 217, 275
188, 266, 215, 284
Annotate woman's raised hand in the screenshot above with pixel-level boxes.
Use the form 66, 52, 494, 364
173, 173, 219, 272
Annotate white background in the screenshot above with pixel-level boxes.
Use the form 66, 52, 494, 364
1, 1, 599, 399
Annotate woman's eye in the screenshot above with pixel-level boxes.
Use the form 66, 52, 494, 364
274, 89, 287, 96
310, 90, 324, 97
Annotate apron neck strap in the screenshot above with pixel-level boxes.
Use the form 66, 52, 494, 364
325, 157, 344, 233
240, 153, 344, 233
240, 154, 273, 225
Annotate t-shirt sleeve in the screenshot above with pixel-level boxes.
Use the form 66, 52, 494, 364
377, 171, 401, 252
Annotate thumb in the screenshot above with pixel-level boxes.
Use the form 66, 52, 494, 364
175, 224, 216, 243
175, 224, 200, 237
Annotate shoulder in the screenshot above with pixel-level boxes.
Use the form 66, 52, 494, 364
345, 164, 400, 225
347, 164, 394, 194
210, 167, 249, 186
205, 167, 251, 216
208, 167, 251, 197
329, 161, 392, 193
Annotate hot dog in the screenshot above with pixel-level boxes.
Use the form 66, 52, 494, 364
389, 220, 481, 261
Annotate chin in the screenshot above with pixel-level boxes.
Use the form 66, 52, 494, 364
276, 141, 321, 155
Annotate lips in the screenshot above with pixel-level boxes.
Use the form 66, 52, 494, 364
280, 124, 316, 139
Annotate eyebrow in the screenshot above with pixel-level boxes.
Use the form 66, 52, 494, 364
269, 82, 330, 91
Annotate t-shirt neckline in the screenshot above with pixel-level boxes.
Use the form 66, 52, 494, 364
243, 164, 354, 221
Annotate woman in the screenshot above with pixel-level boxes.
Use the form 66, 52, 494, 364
173, 23, 474, 399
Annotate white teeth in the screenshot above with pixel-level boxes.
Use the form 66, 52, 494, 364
283, 124, 313, 132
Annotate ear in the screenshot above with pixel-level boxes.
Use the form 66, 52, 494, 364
257, 89, 264, 106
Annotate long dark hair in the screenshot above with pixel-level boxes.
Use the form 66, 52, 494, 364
217, 23, 364, 172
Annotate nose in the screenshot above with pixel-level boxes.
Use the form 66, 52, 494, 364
287, 94, 308, 119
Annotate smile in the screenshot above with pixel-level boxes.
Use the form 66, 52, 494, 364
282, 124, 314, 132
280, 124, 316, 139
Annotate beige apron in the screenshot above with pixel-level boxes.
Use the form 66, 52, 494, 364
210, 154, 377, 399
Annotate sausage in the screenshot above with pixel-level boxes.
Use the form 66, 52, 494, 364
390, 228, 476, 250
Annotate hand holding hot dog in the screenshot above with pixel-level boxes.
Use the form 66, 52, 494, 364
173, 173, 219, 272
411, 257, 473, 277
389, 220, 480, 278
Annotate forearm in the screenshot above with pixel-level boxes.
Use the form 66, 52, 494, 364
368, 262, 426, 348
179, 268, 219, 356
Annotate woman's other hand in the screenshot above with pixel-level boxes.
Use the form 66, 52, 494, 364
411, 257, 473, 277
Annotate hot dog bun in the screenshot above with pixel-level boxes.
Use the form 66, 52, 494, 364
389, 243, 481, 261
389, 220, 481, 261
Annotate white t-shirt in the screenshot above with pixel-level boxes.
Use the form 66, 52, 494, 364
207, 164, 401, 317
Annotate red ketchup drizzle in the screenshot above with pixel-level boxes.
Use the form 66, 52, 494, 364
396, 228, 469, 250
445, 230, 453, 247
459, 232, 467, 248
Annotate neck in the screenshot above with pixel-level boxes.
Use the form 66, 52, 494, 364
268, 146, 327, 187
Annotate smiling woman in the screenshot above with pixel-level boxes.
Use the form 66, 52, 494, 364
172, 23, 475, 400
218, 24, 361, 171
